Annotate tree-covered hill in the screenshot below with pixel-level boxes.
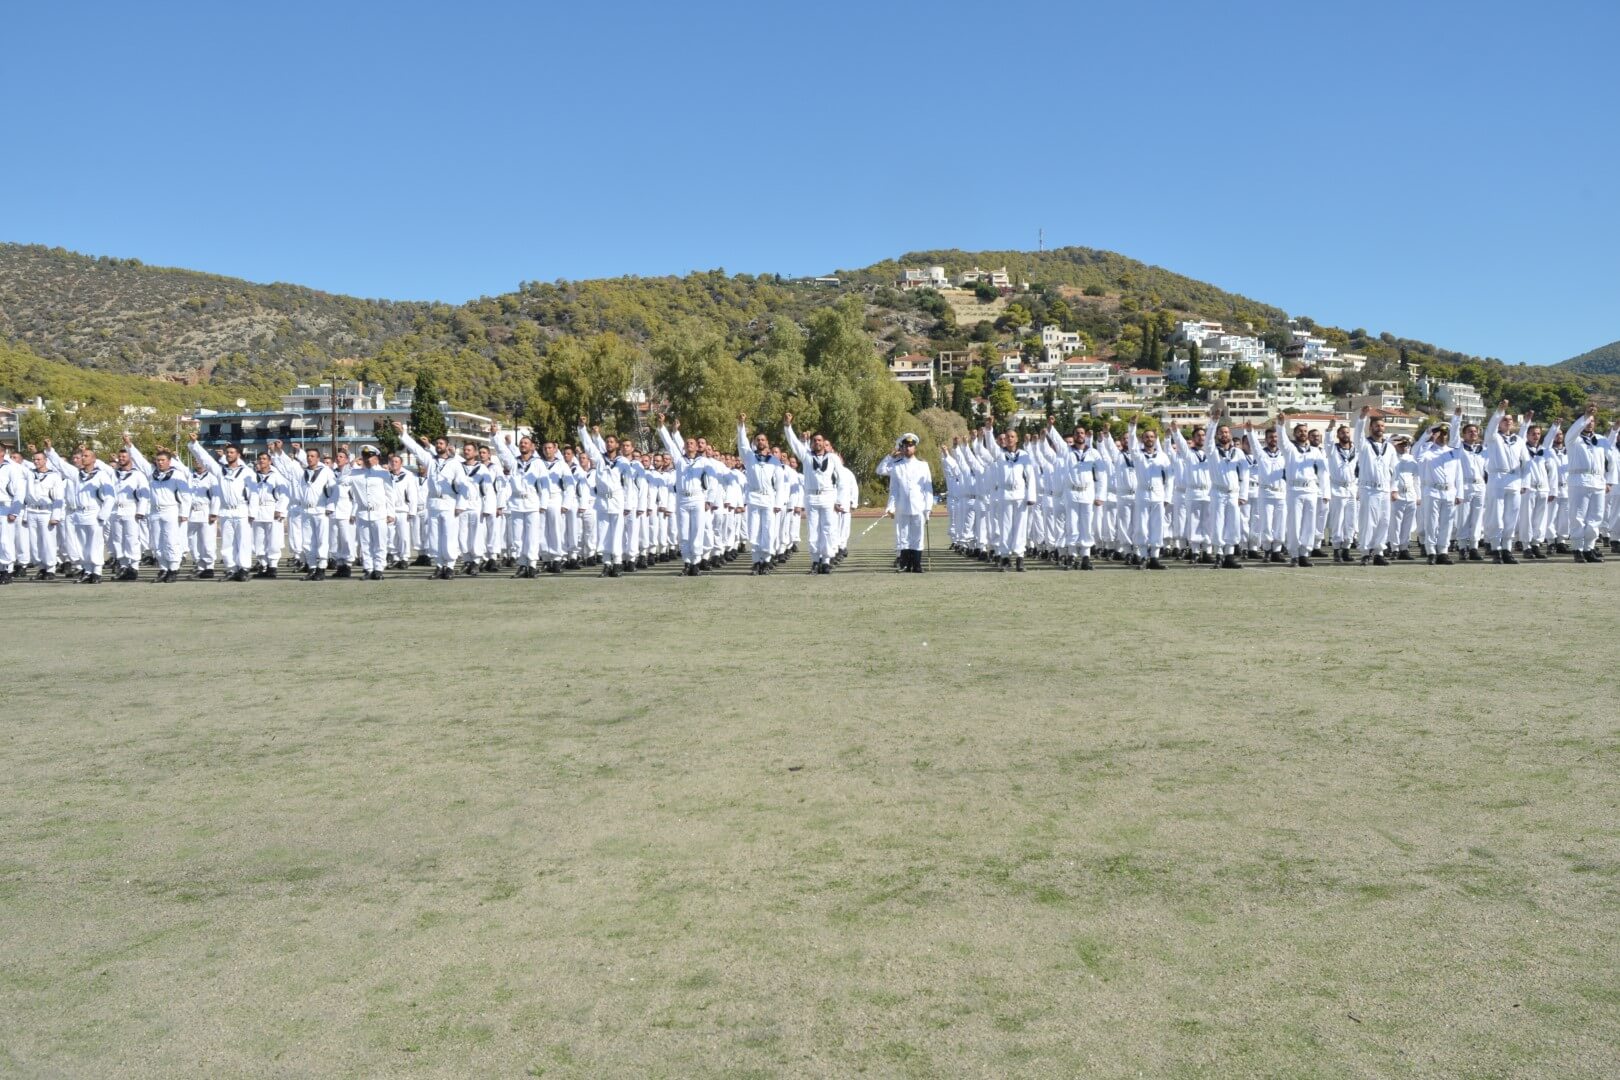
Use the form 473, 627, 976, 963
1555, 339, 1620, 375
2, 240, 1614, 431
0, 243, 428, 381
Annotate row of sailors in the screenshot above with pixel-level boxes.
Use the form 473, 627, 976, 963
0, 412, 871, 583
940, 403, 1620, 570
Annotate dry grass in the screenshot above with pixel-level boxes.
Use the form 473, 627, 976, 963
3, 532, 1617, 1078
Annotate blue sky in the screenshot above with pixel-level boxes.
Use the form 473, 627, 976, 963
4, 1, 1615, 363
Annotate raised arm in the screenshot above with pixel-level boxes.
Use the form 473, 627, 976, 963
1274, 416, 1299, 462
124, 438, 153, 477
270, 445, 300, 482
44, 444, 70, 477
1170, 424, 1189, 456
189, 438, 224, 478
398, 427, 435, 472
1448, 409, 1462, 447
1044, 423, 1066, 459
1484, 405, 1505, 447
491, 425, 518, 472
577, 424, 605, 469
656, 420, 682, 461
736, 421, 754, 464
782, 417, 809, 462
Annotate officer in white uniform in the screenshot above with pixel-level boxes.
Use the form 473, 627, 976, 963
875, 432, 933, 573
344, 446, 395, 580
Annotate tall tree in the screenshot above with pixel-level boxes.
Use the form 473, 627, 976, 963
526, 333, 638, 443
409, 369, 448, 442
1186, 341, 1202, 392
652, 320, 764, 444
798, 296, 914, 480
989, 378, 1018, 420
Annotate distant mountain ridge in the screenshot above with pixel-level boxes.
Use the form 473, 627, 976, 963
2, 241, 1613, 420
1556, 340, 1620, 375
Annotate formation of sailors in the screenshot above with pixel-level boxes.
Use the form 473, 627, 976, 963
940, 402, 1619, 570
2, 400, 1612, 585
0, 413, 867, 583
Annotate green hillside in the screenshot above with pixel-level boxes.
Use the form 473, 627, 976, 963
2, 241, 1614, 436
0, 244, 426, 381
1556, 340, 1620, 375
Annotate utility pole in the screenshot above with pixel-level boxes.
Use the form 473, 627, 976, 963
330, 376, 339, 460
1039, 227, 1044, 253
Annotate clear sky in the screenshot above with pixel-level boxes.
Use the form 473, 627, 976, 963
4, 0, 1615, 363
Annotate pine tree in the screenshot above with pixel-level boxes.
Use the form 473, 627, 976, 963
409, 369, 448, 442
1187, 341, 1202, 392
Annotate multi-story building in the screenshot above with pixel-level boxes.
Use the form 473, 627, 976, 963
1274, 410, 1347, 441
1208, 390, 1271, 426
192, 381, 495, 452
897, 266, 950, 291
1262, 375, 1331, 409
1430, 380, 1487, 423
998, 372, 1055, 408
1087, 391, 1147, 417
935, 350, 978, 380
1120, 369, 1167, 399
1054, 359, 1112, 394
957, 266, 1013, 293
1367, 407, 1423, 441
888, 354, 937, 392
1157, 404, 1211, 432
1039, 325, 1087, 366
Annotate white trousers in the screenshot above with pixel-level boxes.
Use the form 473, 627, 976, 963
676, 501, 704, 563
150, 510, 183, 571
1425, 496, 1458, 554
425, 507, 460, 568
1484, 483, 1522, 550
1358, 489, 1391, 554
304, 514, 331, 568
1570, 489, 1606, 551
995, 501, 1030, 558
71, 514, 106, 575
746, 506, 776, 562
356, 516, 387, 571
1210, 494, 1243, 554
218, 516, 252, 570
895, 512, 926, 551
1132, 496, 1166, 555
188, 519, 217, 568
27, 513, 59, 568
805, 504, 838, 561
1286, 491, 1321, 557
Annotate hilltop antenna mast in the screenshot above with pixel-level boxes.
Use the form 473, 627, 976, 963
1038, 227, 1044, 252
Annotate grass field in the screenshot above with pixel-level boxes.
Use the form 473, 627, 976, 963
4, 527, 1618, 1078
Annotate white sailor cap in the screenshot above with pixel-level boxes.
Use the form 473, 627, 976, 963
897, 432, 919, 447
359, 444, 380, 456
